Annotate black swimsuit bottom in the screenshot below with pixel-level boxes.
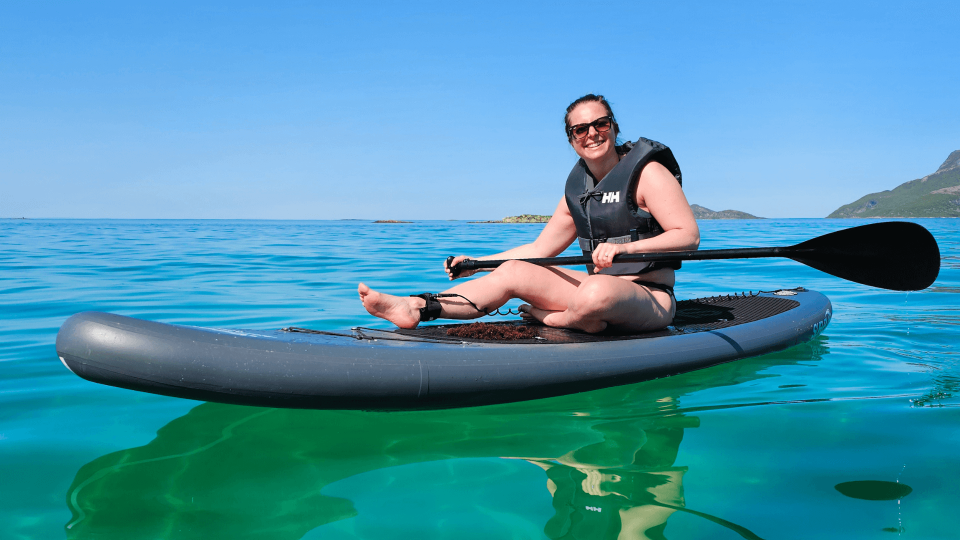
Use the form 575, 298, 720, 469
632, 279, 676, 300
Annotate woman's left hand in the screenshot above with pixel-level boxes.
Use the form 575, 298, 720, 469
592, 242, 625, 270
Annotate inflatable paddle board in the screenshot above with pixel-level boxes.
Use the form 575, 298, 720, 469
56, 288, 831, 410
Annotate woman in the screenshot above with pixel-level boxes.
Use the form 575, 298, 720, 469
359, 94, 699, 333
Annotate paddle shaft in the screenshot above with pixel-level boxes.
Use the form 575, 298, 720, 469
455, 247, 814, 273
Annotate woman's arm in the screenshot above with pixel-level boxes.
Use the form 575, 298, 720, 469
445, 198, 578, 279
628, 160, 700, 252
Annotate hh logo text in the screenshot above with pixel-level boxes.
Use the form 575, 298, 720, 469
601, 191, 620, 203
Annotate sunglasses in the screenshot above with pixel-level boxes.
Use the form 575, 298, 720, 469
567, 116, 614, 140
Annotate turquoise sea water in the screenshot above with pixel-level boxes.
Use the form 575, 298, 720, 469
1, 218, 958, 539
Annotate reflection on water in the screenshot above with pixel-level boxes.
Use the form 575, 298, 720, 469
65, 341, 828, 539
834, 481, 912, 501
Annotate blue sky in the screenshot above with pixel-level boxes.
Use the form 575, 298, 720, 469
2, 1, 958, 219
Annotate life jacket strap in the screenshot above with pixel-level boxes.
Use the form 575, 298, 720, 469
578, 235, 631, 251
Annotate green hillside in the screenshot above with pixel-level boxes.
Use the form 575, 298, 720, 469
690, 204, 762, 219
828, 150, 960, 218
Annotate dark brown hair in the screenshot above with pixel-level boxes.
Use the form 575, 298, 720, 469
564, 94, 619, 140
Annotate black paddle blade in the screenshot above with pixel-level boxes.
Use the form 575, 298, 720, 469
787, 222, 940, 291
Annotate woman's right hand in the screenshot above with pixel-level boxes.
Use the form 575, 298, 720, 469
445, 255, 478, 280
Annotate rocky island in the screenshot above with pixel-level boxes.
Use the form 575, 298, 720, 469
828, 150, 960, 218
470, 215, 552, 224
472, 207, 761, 223
690, 205, 762, 219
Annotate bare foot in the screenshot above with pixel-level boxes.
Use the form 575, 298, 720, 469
521, 304, 608, 333
358, 283, 423, 329
519, 304, 555, 325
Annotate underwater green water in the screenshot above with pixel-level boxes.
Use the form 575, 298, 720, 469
1, 219, 957, 539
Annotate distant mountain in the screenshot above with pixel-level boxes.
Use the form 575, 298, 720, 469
690, 204, 762, 219
828, 150, 960, 218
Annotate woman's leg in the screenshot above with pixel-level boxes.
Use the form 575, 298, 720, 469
358, 260, 588, 328
523, 275, 675, 333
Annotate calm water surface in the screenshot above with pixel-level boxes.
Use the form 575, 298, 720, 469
1, 219, 957, 539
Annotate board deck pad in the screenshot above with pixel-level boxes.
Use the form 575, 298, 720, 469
344, 291, 803, 344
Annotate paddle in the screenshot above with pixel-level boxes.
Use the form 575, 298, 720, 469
451, 222, 941, 291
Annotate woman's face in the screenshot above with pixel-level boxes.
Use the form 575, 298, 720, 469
567, 101, 617, 162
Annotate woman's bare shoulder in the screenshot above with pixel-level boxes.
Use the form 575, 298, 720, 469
635, 160, 683, 209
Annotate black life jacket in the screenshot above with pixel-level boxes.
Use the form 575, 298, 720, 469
564, 138, 683, 275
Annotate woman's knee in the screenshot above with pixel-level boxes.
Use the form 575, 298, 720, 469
488, 259, 537, 284
493, 259, 527, 274
569, 278, 618, 317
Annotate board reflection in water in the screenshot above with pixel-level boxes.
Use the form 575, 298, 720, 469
65, 341, 826, 539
